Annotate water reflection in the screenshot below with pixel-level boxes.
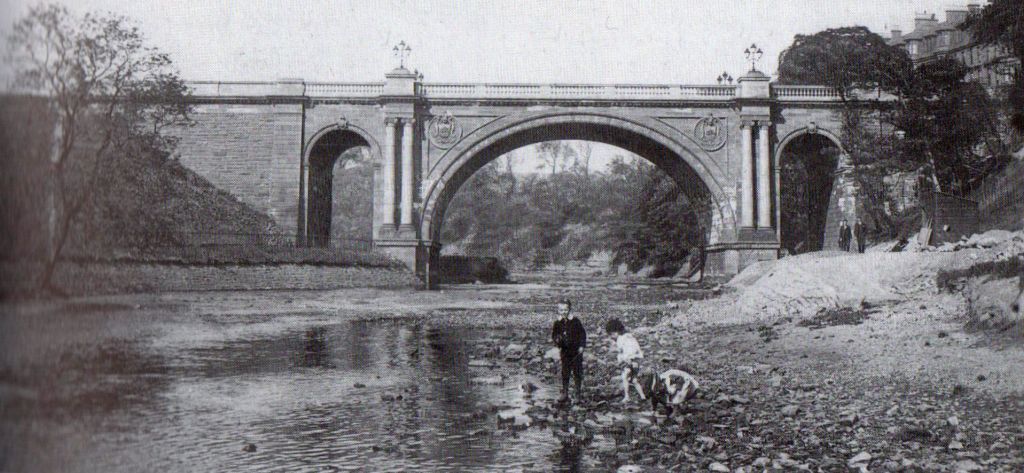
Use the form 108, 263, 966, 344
1, 308, 602, 472
300, 327, 330, 368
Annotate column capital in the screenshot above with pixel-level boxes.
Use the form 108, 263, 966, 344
740, 119, 756, 128
403, 118, 416, 126
756, 120, 772, 128
385, 117, 399, 126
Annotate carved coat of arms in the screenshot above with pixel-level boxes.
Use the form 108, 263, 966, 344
693, 115, 726, 151
427, 112, 463, 149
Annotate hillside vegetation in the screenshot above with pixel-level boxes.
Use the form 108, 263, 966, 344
441, 144, 708, 277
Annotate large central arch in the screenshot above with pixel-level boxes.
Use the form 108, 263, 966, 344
418, 112, 737, 251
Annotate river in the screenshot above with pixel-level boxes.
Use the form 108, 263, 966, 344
0, 285, 647, 472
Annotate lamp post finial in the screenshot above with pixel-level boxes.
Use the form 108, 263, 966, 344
393, 41, 412, 69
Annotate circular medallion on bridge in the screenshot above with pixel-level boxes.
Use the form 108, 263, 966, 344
427, 112, 463, 149
693, 115, 727, 151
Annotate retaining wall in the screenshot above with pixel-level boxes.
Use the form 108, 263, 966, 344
1, 262, 419, 297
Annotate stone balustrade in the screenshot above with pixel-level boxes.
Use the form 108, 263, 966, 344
186, 80, 841, 102
773, 85, 842, 101
306, 82, 385, 97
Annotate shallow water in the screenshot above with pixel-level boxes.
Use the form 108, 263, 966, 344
0, 298, 608, 472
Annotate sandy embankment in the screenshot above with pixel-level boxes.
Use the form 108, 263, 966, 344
663, 230, 1024, 394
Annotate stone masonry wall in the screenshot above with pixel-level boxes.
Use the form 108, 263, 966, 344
174, 103, 304, 237
1, 262, 419, 296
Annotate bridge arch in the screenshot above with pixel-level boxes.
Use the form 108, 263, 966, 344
773, 126, 848, 253
303, 124, 381, 247
419, 111, 737, 248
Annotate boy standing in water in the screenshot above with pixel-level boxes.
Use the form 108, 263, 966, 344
551, 300, 586, 404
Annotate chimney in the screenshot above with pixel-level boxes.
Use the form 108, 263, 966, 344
914, 12, 938, 31
891, 29, 903, 43
967, 4, 981, 14
945, 9, 968, 25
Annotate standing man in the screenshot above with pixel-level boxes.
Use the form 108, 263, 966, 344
838, 219, 852, 252
854, 218, 867, 253
551, 299, 586, 404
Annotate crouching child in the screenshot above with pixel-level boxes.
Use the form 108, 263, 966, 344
637, 368, 700, 419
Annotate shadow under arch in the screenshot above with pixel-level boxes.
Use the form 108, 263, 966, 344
419, 112, 736, 247
773, 127, 844, 253
304, 125, 378, 247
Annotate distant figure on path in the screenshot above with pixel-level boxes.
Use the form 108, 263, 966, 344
838, 219, 852, 251
854, 218, 867, 253
604, 318, 645, 403
551, 300, 586, 404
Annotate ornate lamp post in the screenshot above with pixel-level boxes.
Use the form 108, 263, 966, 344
716, 71, 733, 84
393, 41, 411, 69
744, 43, 763, 72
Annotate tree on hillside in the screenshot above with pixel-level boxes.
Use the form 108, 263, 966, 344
777, 26, 912, 99
961, 0, 1024, 132
6, 4, 192, 293
893, 58, 1005, 194
778, 26, 1006, 244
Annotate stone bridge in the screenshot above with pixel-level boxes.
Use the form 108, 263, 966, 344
179, 66, 851, 281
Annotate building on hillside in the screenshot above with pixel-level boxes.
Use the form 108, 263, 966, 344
887, 4, 1020, 89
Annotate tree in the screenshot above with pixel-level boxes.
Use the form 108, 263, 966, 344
961, 0, 1024, 132
6, 4, 192, 293
892, 58, 1004, 194
779, 26, 1005, 199
536, 141, 576, 176
777, 26, 912, 99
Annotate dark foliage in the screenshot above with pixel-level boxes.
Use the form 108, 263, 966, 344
441, 149, 708, 274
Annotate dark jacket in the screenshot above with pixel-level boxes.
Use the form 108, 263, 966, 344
839, 224, 852, 243
854, 223, 866, 243
552, 317, 587, 353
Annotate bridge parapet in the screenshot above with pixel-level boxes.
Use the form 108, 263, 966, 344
306, 82, 385, 97
773, 85, 843, 102
419, 83, 737, 100
185, 80, 841, 103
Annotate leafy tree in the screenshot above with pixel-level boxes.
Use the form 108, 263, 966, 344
961, 0, 1024, 132
440, 144, 709, 275
6, 4, 192, 293
892, 58, 1004, 194
777, 26, 912, 98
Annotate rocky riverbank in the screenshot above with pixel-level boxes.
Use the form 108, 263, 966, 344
2, 237, 1021, 472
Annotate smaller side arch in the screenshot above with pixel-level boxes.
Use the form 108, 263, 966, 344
774, 126, 844, 163
304, 123, 382, 167
302, 124, 380, 247
773, 126, 846, 249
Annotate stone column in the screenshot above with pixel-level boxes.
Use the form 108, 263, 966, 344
301, 160, 310, 245
757, 122, 772, 228
740, 122, 755, 228
382, 118, 397, 226
400, 119, 415, 227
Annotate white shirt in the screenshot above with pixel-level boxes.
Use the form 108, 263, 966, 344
615, 333, 644, 363
660, 369, 700, 404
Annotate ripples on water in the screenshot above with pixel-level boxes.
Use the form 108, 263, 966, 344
0, 303, 607, 472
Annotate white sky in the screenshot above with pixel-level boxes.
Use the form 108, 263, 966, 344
0, 0, 965, 84
0, 0, 972, 172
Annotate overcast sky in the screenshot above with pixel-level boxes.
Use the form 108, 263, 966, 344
1, 0, 964, 84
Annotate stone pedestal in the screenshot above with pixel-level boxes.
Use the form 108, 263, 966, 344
374, 239, 440, 288
705, 239, 780, 278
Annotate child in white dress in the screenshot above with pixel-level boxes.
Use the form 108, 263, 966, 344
605, 318, 645, 403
